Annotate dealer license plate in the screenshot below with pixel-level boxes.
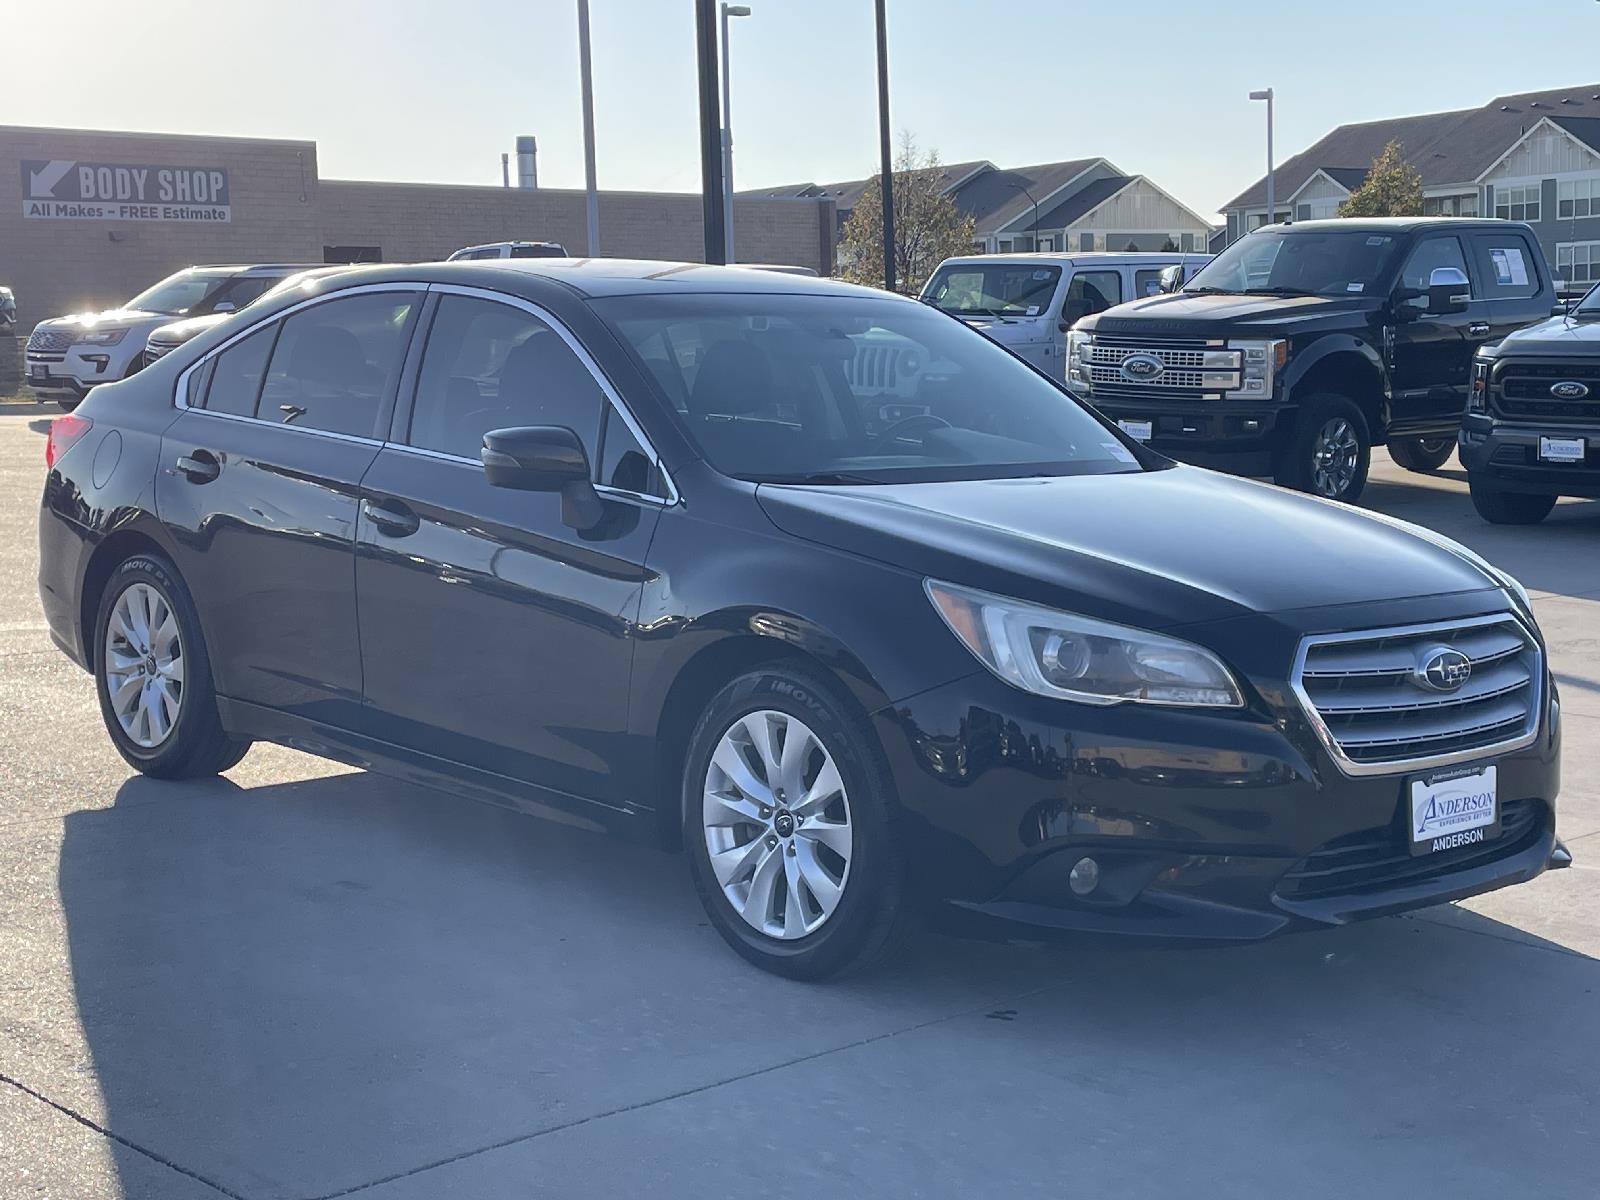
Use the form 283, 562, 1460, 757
28, 364, 47, 383
1409, 764, 1498, 856
1539, 436, 1585, 463
1118, 419, 1153, 442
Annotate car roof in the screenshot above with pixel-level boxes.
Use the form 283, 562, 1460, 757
1259, 217, 1524, 234
186, 263, 327, 275
309, 258, 879, 300
934, 251, 1205, 268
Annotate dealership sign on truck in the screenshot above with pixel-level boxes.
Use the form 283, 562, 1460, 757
21, 160, 231, 222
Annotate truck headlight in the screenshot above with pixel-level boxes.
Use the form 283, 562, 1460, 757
1227, 338, 1286, 398
1066, 330, 1093, 387
925, 580, 1245, 708
75, 328, 128, 347
1468, 357, 1491, 413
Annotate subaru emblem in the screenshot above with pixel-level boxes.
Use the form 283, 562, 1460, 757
1550, 380, 1590, 400
1120, 353, 1165, 383
1413, 646, 1472, 693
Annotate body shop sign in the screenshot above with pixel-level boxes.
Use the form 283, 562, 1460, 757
21, 160, 231, 222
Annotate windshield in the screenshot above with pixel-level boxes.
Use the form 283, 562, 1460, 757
1184, 229, 1401, 297
122, 270, 234, 315
594, 293, 1144, 484
1572, 282, 1600, 317
922, 263, 1061, 316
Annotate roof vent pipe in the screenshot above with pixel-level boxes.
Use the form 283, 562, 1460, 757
516, 136, 538, 189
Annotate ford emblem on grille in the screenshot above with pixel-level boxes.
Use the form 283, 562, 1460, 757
1120, 353, 1165, 383
1550, 380, 1590, 399
1413, 646, 1472, 693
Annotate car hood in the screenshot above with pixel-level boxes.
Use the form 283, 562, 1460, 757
755, 466, 1503, 630
956, 313, 1052, 343
35, 308, 170, 333
150, 313, 228, 343
1491, 312, 1600, 356
1084, 290, 1380, 337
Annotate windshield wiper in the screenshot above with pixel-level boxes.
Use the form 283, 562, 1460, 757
752, 470, 888, 486
1180, 286, 1240, 296
1242, 286, 1320, 297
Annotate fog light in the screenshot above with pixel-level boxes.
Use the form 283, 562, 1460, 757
1068, 856, 1100, 896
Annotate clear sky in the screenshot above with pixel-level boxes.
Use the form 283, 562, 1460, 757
9, 0, 1599, 220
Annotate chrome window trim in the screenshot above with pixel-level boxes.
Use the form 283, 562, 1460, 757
1289, 612, 1543, 779
421, 284, 679, 505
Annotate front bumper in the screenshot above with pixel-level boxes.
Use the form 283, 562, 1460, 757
25, 343, 136, 393
1461, 415, 1600, 499
1086, 392, 1291, 475
874, 646, 1561, 942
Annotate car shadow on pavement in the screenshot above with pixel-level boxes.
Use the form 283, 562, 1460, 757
56, 767, 1600, 1200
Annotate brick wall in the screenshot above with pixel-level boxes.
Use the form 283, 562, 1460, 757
0, 126, 322, 327
1, 124, 836, 332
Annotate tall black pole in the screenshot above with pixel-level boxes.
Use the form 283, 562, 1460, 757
695, 0, 727, 263
874, 0, 895, 293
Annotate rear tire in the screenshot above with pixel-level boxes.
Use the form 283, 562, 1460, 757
1274, 393, 1371, 503
683, 664, 911, 979
1388, 435, 1456, 473
1468, 480, 1557, 525
93, 553, 251, 778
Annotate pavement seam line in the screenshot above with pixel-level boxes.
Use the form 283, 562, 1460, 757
0, 1069, 249, 1199
1409, 909, 1594, 961
307, 979, 1069, 1200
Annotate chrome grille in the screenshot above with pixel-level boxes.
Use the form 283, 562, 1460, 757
27, 329, 73, 353
1292, 615, 1541, 775
1085, 338, 1238, 392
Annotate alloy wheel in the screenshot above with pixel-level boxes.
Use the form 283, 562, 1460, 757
702, 710, 854, 940
1310, 417, 1359, 498
104, 582, 184, 748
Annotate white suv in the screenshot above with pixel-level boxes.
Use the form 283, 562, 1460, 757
25, 264, 319, 410
446, 241, 567, 260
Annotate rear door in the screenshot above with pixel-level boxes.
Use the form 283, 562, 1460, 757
157, 285, 421, 727
353, 287, 666, 807
1467, 229, 1548, 345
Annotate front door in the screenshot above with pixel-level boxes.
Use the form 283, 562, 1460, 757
156, 286, 421, 727
1389, 234, 1478, 428
354, 290, 666, 809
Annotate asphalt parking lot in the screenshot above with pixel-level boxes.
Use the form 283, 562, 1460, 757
1, 405, 1597, 1200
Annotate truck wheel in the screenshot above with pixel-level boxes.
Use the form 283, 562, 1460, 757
1468, 480, 1557, 525
1388, 436, 1456, 473
1274, 394, 1371, 503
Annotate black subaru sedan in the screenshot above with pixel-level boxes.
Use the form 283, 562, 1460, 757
37, 260, 1565, 978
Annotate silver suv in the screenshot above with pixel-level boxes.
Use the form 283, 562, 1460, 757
446, 241, 567, 260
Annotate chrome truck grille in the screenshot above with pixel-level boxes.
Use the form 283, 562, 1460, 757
1085, 335, 1239, 393
27, 329, 73, 353
1291, 614, 1542, 776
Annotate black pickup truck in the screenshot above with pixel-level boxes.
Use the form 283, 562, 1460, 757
1461, 288, 1600, 523
1067, 218, 1555, 502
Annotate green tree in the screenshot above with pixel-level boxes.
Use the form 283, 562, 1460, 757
1125, 240, 1141, 253
1338, 141, 1423, 217
840, 134, 977, 294
1160, 236, 1180, 252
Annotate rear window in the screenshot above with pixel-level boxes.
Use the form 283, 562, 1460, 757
1469, 233, 1540, 300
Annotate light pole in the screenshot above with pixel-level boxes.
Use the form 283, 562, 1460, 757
577, 0, 600, 255
720, 4, 751, 263
1249, 88, 1275, 228
875, 0, 895, 292
1005, 180, 1041, 249
695, 0, 726, 262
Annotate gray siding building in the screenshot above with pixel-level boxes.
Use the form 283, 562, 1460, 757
1221, 84, 1600, 287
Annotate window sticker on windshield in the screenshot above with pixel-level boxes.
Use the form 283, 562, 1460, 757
1103, 441, 1138, 463
1026, 305, 1041, 316
1490, 247, 1529, 287
1366, 236, 1389, 246
1347, 282, 1365, 292
1032, 270, 1052, 280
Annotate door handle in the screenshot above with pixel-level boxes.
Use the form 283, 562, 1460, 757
361, 498, 420, 538
1468, 323, 1490, 337
174, 450, 221, 484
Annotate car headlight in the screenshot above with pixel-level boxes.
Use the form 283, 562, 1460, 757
925, 580, 1244, 707
1468, 356, 1491, 413
75, 328, 128, 346
1225, 338, 1286, 398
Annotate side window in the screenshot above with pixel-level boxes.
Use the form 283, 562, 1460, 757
408, 295, 606, 461
258, 292, 418, 437
1135, 268, 1164, 297
1062, 270, 1122, 322
1468, 234, 1540, 300
598, 406, 664, 496
1397, 236, 1471, 308
202, 324, 276, 416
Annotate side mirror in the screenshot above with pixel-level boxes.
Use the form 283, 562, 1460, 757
1425, 266, 1470, 316
1158, 265, 1184, 294
481, 425, 603, 530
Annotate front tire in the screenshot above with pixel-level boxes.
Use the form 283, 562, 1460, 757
1274, 393, 1371, 503
93, 553, 250, 778
683, 665, 910, 979
1388, 435, 1456, 473
1468, 480, 1557, 525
